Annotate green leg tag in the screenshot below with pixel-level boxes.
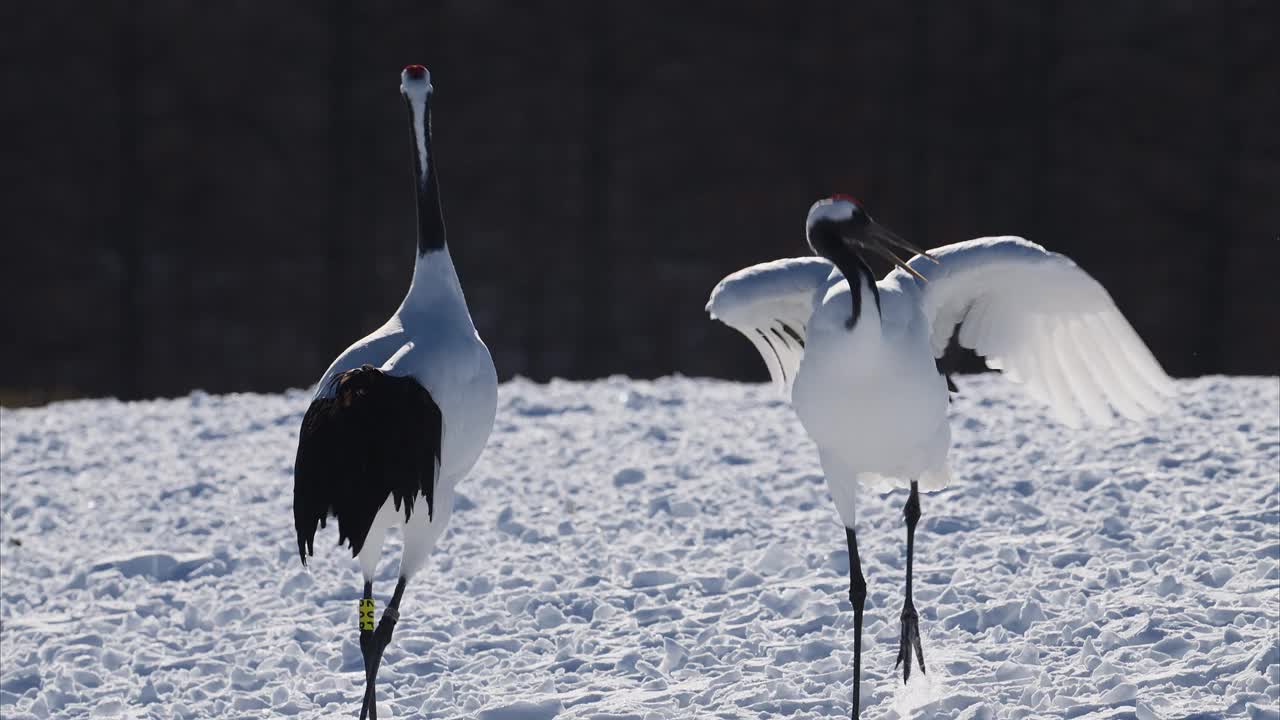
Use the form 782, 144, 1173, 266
359, 598, 375, 631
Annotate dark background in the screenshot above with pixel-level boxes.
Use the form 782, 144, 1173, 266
4, 1, 1277, 404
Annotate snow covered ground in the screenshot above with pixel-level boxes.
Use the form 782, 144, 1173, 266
1, 375, 1277, 719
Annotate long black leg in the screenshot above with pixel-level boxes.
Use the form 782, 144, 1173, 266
359, 582, 376, 720
846, 526, 866, 719
360, 576, 407, 720
895, 481, 926, 682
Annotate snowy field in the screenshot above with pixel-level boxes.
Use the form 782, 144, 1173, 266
1, 375, 1277, 719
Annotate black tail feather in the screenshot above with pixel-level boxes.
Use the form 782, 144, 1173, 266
293, 365, 443, 565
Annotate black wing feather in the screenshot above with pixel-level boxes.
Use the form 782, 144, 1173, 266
293, 364, 444, 566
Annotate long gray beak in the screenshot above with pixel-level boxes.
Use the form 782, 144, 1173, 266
858, 222, 940, 282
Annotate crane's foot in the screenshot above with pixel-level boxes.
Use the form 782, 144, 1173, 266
894, 599, 927, 683
359, 607, 399, 720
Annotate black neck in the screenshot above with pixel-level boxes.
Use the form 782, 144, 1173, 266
824, 243, 881, 329
405, 95, 446, 254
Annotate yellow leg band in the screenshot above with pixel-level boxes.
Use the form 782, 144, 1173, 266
359, 598, 375, 631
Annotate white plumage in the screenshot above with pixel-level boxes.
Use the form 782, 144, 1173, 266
707, 196, 1174, 715
311, 248, 497, 581
298, 66, 496, 583
708, 235, 1173, 501
292, 65, 496, 720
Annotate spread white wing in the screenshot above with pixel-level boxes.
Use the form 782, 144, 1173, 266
706, 257, 837, 394
890, 236, 1175, 428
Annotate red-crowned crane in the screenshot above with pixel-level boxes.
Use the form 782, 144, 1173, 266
293, 65, 498, 719
706, 195, 1174, 716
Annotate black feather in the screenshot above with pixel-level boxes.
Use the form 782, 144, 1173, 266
770, 326, 791, 349
934, 358, 960, 399
778, 321, 804, 348
756, 329, 787, 383
293, 364, 444, 566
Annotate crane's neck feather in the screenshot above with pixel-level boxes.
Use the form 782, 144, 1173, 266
407, 86, 430, 184
398, 81, 469, 319
823, 244, 880, 329
404, 87, 446, 255
400, 248, 472, 325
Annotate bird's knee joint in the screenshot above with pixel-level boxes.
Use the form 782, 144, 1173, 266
903, 498, 921, 527
849, 574, 867, 608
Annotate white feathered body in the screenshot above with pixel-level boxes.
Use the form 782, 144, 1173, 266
793, 273, 952, 496
316, 251, 497, 488
707, 236, 1174, 526
313, 249, 498, 577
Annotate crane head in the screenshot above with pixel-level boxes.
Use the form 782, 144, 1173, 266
806, 195, 938, 281
400, 65, 433, 100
